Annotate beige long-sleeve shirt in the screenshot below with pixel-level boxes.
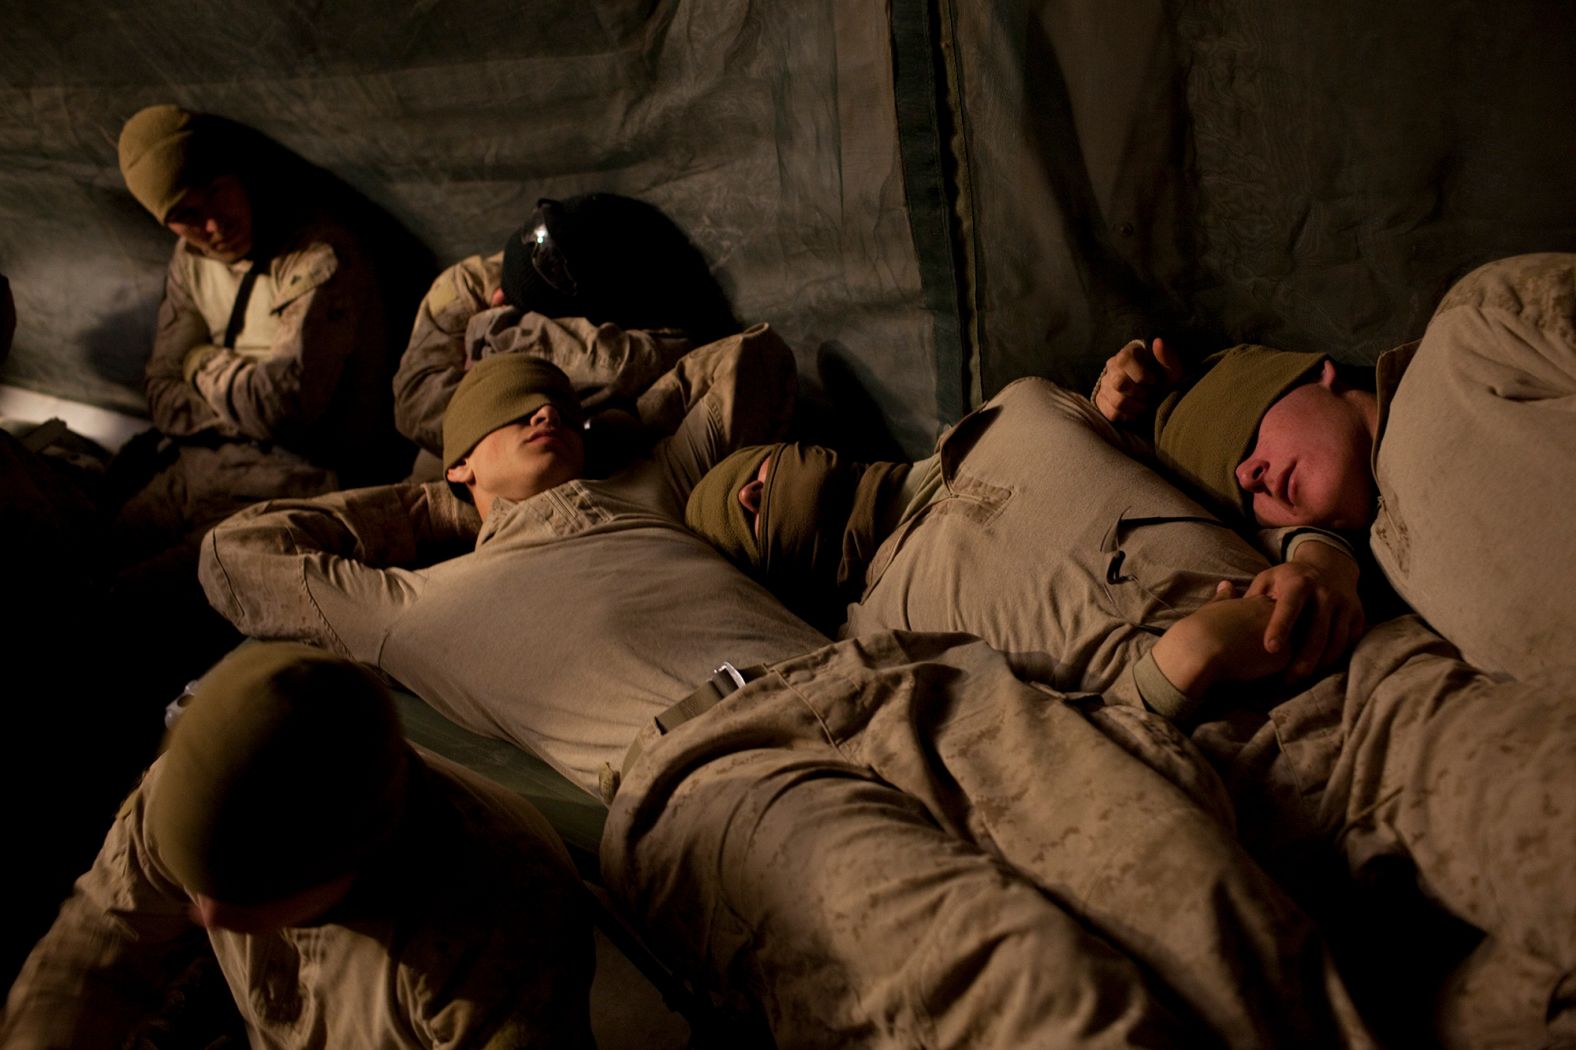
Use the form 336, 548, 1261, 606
202, 326, 828, 796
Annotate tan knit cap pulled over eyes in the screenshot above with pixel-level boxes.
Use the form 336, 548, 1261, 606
685, 445, 778, 567
1153, 344, 1325, 518
441, 354, 583, 468
149, 642, 410, 904
118, 104, 212, 222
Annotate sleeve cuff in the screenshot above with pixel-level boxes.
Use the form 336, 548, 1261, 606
1282, 527, 1356, 562
1133, 650, 1204, 723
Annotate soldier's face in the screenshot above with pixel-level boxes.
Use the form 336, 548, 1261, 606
165, 174, 254, 262
188, 871, 356, 934
1234, 360, 1376, 529
447, 402, 586, 517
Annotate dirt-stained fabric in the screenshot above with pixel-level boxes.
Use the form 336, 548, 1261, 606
2, 749, 595, 1050
1193, 616, 1576, 1044
603, 630, 1372, 1049
1370, 252, 1576, 680
837, 376, 1576, 1043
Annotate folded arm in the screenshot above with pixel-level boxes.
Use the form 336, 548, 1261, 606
1138, 583, 1294, 721
145, 250, 230, 439
199, 481, 478, 660
184, 240, 377, 447
1247, 533, 1367, 675
466, 306, 691, 413
644, 323, 799, 496
393, 255, 499, 455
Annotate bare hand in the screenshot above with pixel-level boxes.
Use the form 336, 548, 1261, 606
1151, 582, 1293, 700
1093, 337, 1185, 423
1247, 542, 1366, 677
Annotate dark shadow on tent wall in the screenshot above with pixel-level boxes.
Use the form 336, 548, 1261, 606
2, 1, 1574, 448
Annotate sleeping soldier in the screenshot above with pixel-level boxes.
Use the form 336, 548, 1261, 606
689, 354, 1576, 1045
392, 191, 737, 472
198, 329, 1372, 1046
2, 642, 595, 1049
1095, 251, 1576, 682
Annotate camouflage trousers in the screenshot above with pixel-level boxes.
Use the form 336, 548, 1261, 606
603, 630, 1371, 1049
1194, 616, 1576, 1047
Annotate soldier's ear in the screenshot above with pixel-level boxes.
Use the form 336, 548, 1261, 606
445, 460, 476, 486
1317, 358, 1339, 390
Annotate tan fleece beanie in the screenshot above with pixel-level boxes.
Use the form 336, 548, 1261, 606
118, 104, 216, 222
149, 642, 410, 904
441, 355, 583, 468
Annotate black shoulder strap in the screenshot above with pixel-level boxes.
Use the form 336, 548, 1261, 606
221, 267, 261, 349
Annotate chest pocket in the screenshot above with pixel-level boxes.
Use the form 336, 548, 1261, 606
1099, 509, 1266, 633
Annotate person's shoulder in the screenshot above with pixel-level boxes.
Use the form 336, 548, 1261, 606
269, 208, 373, 277
453, 252, 502, 294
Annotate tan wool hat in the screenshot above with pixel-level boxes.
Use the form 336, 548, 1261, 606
118, 104, 217, 222
148, 642, 411, 904
1153, 344, 1325, 517
441, 354, 583, 469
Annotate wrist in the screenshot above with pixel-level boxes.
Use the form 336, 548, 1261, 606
1150, 623, 1220, 701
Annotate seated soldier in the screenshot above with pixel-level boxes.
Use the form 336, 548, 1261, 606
2, 642, 595, 1049
393, 191, 738, 470
114, 104, 409, 546
198, 331, 1370, 1046
690, 375, 1576, 1044
1094, 252, 1576, 681
109, 104, 414, 706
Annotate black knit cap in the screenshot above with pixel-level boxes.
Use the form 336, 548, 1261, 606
499, 193, 737, 339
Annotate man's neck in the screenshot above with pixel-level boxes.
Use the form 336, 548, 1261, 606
1348, 388, 1380, 445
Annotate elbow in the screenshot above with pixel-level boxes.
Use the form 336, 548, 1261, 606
736, 323, 798, 392
195, 527, 240, 625
392, 395, 423, 447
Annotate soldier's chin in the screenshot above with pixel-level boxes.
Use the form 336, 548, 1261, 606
205, 241, 251, 263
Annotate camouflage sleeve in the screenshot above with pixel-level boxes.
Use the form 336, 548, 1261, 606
198, 481, 479, 660
466, 307, 692, 414
392, 254, 499, 456
642, 323, 798, 499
